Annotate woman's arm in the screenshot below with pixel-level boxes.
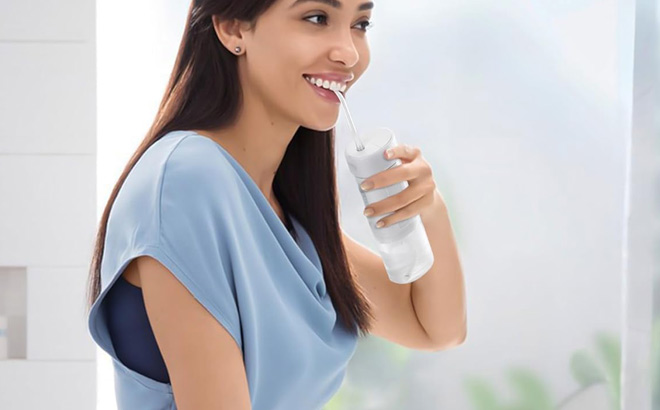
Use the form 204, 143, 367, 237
137, 256, 251, 410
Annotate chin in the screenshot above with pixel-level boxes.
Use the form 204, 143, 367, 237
304, 119, 337, 133
300, 110, 340, 133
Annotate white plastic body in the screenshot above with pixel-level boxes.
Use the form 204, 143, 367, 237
344, 127, 434, 284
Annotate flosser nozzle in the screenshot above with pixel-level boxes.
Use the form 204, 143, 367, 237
333, 90, 365, 152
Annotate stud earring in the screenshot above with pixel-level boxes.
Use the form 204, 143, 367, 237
234, 46, 241, 54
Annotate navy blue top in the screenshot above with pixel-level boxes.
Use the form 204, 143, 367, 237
105, 275, 171, 383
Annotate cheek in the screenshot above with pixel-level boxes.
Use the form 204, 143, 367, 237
263, 41, 309, 77
358, 44, 371, 71
251, 45, 300, 91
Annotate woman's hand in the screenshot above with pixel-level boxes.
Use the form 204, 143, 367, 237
360, 144, 444, 228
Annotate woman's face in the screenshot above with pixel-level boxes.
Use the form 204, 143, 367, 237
235, 0, 374, 131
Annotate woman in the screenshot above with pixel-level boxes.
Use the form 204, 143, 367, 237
86, 0, 465, 408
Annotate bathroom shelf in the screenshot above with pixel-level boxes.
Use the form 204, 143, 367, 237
0, 266, 27, 360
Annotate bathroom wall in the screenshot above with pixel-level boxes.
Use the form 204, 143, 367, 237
0, 0, 97, 408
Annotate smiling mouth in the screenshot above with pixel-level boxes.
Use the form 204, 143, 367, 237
302, 75, 348, 94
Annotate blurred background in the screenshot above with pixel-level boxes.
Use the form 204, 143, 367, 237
0, 0, 657, 409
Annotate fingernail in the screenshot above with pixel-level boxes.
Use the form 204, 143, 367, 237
360, 181, 373, 191
385, 149, 393, 159
376, 220, 385, 228
363, 208, 374, 216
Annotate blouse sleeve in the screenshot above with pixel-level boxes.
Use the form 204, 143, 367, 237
148, 139, 242, 349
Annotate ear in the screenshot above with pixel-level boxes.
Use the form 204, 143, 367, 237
211, 15, 253, 53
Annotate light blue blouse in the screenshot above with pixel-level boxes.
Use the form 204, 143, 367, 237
87, 130, 359, 409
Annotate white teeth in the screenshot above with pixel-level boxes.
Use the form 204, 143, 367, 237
304, 75, 347, 93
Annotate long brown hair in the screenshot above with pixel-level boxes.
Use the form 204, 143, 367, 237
85, 0, 374, 337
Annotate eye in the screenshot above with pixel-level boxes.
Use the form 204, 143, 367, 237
303, 14, 375, 32
303, 14, 329, 26
356, 19, 375, 32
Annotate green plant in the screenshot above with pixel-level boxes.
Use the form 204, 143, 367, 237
327, 320, 660, 409
464, 367, 554, 410
653, 317, 660, 407
464, 331, 621, 410
565, 332, 621, 409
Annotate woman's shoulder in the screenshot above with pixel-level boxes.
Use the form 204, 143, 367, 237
111, 131, 238, 232
146, 131, 233, 178
128, 131, 237, 196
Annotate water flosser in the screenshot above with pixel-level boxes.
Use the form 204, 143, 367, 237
334, 90, 434, 284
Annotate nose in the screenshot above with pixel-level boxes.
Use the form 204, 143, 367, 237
329, 31, 359, 68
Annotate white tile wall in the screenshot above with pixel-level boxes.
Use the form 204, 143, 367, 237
27, 266, 96, 361
0, 0, 97, 408
0, 43, 96, 154
0, 154, 96, 265
0, 0, 93, 41
0, 360, 96, 409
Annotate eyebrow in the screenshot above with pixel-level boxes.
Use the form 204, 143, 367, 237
290, 0, 374, 12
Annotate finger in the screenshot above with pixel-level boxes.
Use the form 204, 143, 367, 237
385, 144, 420, 162
364, 177, 426, 219
361, 159, 432, 192
375, 188, 435, 228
